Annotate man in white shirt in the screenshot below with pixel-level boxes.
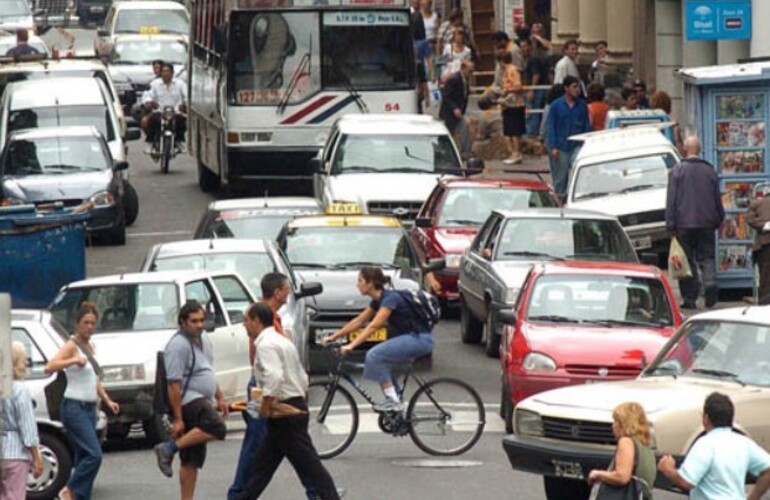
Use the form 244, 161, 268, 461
234, 303, 340, 500
143, 62, 187, 152
553, 39, 581, 86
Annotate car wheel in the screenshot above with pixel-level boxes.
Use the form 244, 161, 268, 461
543, 477, 591, 500
485, 309, 501, 358
198, 160, 220, 192
460, 298, 483, 344
500, 376, 513, 434
123, 181, 139, 226
143, 413, 172, 444
27, 430, 72, 500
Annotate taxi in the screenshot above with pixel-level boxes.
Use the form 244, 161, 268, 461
94, 1, 189, 57
276, 204, 442, 370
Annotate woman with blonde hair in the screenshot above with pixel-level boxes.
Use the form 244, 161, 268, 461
588, 402, 656, 496
1, 341, 44, 500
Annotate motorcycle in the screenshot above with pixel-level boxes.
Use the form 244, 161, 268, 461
149, 106, 178, 174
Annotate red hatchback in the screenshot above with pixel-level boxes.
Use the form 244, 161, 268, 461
498, 261, 682, 432
411, 176, 558, 304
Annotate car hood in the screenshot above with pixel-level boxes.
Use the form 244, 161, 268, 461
568, 187, 666, 218
91, 329, 173, 367
108, 65, 156, 85
328, 173, 445, 204
2, 170, 112, 202
490, 261, 536, 288
434, 226, 479, 254
295, 268, 419, 310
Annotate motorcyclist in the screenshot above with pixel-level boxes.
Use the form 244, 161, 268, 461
138, 59, 164, 137
142, 62, 187, 153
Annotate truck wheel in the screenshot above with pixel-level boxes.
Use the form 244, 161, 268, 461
143, 413, 172, 444
460, 298, 483, 344
543, 477, 591, 500
27, 430, 72, 500
485, 310, 501, 358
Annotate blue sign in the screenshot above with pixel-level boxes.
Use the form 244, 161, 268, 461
685, 0, 751, 40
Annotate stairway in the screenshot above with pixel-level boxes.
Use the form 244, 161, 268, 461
466, 0, 496, 90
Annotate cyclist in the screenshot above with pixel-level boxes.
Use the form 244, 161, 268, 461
321, 266, 434, 411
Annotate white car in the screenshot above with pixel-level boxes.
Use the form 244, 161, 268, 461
48, 271, 256, 443
566, 125, 680, 260
94, 0, 189, 56
311, 114, 480, 224
0, 0, 35, 34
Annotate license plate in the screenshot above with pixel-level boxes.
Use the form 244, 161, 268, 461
90, 5, 104, 11
552, 460, 584, 479
632, 236, 652, 250
350, 327, 387, 343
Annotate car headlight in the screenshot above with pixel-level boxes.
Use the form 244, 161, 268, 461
102, 364, 146, 383
504, 287, 520, 303
515, 408, 544, 436
89, 191, 115, 207
445, 254, 463, 268
522, 352, 557, 372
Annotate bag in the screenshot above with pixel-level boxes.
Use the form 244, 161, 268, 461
44, 371, 67, 421
394, 289, 441, 331
153, 333, 195, 416
668, 237, 693, 280
589, 476, 653, 500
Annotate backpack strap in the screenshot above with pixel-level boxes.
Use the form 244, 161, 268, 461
71, 337, 104, 379
166, 332, 196, 401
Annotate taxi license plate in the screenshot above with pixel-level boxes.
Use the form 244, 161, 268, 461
326, 202, 360, 215
350, 327, 387, 343
552, 460, 584, 479
632, 236, 652, 250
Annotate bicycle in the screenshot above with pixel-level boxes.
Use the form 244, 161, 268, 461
307, 347, 485, 459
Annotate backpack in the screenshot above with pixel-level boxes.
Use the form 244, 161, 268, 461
153, 333, 196, 416
393, 289, 441, 332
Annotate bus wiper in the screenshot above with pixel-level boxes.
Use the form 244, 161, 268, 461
330, 57, 368, 113
403, 147, 429, 163
503, 251, 565, 260
277, 43, 312, 115
691, 368, 745, 386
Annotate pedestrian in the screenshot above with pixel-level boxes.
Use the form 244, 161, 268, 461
1, 341, 44, 500
586, 82, 609, 131
553, 39, 581, 86
5, 29, 39, 57
530, 22, 552, 58
490, 30, 524, 72
587, 402, 656, 495
420, 0, 440, 81
658, 392, 770, 500
437, 8, 476, 63
633, 79, 650, 109
649, 90, 684, 153
520, 37, 548, 137
499, 51, 525, 165
440, 26, 471, 81
588, 40, 608, 84
545, 75, 590, 202
234, 303, 340, 500
470, 93, 509, 161
665, 136, 724, 309
747, 193, 770, 304
321, 266, 434, 412
439, 59, 474, 159
153, 300, 228, 500
44, 302, 120, 500
620, 86, 638, 111
410, 0, 429, 80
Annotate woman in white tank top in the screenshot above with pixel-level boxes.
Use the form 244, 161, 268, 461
45, 303, 119, 500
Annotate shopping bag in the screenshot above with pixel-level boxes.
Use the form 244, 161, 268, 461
668, 237, 692, 280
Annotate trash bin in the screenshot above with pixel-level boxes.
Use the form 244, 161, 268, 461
0, 204, 89, 308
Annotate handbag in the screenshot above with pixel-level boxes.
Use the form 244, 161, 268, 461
589, 476, 652, 500
668, 237, 693, 280
44, 371, 67, 421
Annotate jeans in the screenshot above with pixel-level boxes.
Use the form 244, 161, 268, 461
525, 89, 545, 137
363, 333, 434, 384
61, 398, 102, 500
549, 149, 573, 199
677, 228, 717, 304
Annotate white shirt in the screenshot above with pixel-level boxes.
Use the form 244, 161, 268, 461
554, 55, 581, 85
253, 327, 308, 401
64, 343, 98, 402
423, 12, 439, 40
143, 77, 187, 113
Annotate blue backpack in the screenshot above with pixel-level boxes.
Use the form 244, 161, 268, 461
393, 289, 441, 331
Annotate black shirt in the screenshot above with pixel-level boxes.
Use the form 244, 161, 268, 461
410, 10, 426, 41
524, 55, 548, 86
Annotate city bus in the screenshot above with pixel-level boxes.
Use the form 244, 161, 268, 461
188, 0, 417, 192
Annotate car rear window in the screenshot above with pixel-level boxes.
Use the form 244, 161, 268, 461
8, 105, 115, 141
438, 187, 557, 226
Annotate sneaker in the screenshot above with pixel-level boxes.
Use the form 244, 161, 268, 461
502, 157, 515, 165
372, 400, 404, 413
153, 443, 174, 478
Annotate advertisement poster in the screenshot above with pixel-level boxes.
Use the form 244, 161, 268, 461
717, 94, 764, 119
718, 149, 764, 174
716, 121, 765, 147
718, 244, 753, 271
719, 212, 752, 240
721, 181, 754, 209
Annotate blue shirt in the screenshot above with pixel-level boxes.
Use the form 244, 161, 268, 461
371, 289, 428, 338
1, 381, 40, 461
545, 96, 590, 153
680, 427, 770, 500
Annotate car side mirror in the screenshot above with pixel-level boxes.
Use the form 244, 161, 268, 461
297, 281, 323, 298
415, 217, 432, 228
465, 158, 485, 175
97, 28, 108, 37
639, 252, 658, 266
125, 128, 141, 142
112, 160, 128, 171
423, 258, 445, 273
498, 310, 517, 326
204, 316, 216, 332
309, 157, 324, 174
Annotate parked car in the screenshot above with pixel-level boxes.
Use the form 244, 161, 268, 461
12, 309, 108, 500
94, 0, 189, 56
48, 270, 256, 443
502, 305, 770, 500
0, 31, 50, 57
312, 114, 482, 225
411, 175, 558, 306
567, 126, 680, 261
458, 208, 641, 358
139, 238, 323, 367
0, 0, 35, 34
276, 212, 441, 370
193, 196, 323, 239
498, 260, 682, 433
0, 126, 129, 244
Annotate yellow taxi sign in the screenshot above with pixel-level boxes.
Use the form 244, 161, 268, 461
325, 202, 361, 215
139, 26, 161, 34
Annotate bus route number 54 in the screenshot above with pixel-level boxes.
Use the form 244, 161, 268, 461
384, 103, 400, 112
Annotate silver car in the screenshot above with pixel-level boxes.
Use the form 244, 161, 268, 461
458, 208, 640, 358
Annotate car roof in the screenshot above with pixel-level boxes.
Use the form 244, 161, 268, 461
112, 33, 188, 43
8, 77, 104, 108
570, 127, 675, 159
685, 305, 770, 325
11, 309, 46, 322
8, 125, 102, 141
208, 197, 322, 211
492, 207, 619, 221
151, 239, 272, 259
536, 260, 661, 278
334, 113, 450, 135
0, 58, 108, 73
440, 176, 550, 190
112, 0, 187, 11
64, 270, 227, 288
287, 215, 403, 229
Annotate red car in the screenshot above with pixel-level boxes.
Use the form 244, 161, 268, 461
411, 176, 558, 304
498, 261, 682, 432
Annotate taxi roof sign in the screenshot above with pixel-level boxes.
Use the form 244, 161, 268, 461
325, 201, 362, 215
288, 214, 402, 229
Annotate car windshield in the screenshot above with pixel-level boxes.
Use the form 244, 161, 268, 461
114, 10, 189, 35
8, 106, 115, 142
439, 187, 557, 226
111, 39, 187, 65
50, 284, 180, 332
573, 153, 676, 201
3, 136, 109, 175
0, 0, 30, 17
644, 320, 770, 386
331, 134, 461, 174
283, 226, 413, 269
151, 253, 276, 296
496, 218, 638, 262
526, 275, 674, 327
204, 211, 303, 239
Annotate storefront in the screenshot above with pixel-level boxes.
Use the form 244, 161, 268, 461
677, 61, 770, 290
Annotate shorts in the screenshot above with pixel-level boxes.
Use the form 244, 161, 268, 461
179, 397, 227, 468
502, 107, 526, 137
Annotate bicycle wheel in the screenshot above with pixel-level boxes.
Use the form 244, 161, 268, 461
407, 377, 485, 456
307, 381, 359, 459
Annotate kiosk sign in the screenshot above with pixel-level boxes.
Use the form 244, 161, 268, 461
685, 0, 751, 40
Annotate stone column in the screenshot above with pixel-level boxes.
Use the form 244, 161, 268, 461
553, 0, 580, 53
717, 40, 750, 65
655, 0, 684, 119
605, 0, 634, 66
578, 0, 607, 58
751, 0, 770, 58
